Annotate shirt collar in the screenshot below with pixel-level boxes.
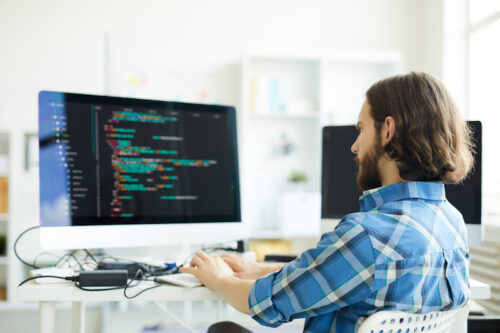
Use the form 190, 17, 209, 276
359, 181, 446, 212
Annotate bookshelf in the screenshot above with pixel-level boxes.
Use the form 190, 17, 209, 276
239, 50, 401, 238
0, 128, 39, 309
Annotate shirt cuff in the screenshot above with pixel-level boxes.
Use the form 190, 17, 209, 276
248, 272, 285, 327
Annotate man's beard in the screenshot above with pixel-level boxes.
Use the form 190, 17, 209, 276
355, 138, 383, 191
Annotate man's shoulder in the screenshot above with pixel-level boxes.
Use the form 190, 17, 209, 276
340, 210, 386, 230
327, 212, 380, 244
319, 213, 373, 246
341, 201, 467, 261
338, 211, 399, 242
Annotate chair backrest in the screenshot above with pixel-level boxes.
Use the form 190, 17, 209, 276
356, 303, 469, 333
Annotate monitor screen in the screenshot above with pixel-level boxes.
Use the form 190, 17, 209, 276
321, 121, 482, 225
39, 91, 241, 229
445, 121, 482, 225
321, 126, 361, 218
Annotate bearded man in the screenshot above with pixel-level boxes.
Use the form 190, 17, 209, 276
180, 72, 474, 333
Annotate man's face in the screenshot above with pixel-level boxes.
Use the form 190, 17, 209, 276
351, 100, 383, 191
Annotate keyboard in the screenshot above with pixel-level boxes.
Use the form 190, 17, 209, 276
155, 273, 203, 288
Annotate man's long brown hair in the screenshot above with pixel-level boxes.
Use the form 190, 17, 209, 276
366, 72, 474, 184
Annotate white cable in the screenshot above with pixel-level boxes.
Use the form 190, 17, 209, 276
153, 301, 197, 333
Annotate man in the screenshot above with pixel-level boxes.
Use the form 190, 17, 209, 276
180, 72, 474, 332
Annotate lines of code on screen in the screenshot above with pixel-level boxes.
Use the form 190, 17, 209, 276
42, 99, 239, 226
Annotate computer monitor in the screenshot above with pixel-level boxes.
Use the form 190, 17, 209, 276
38, 91, 243, 249
321, 121, 482, 245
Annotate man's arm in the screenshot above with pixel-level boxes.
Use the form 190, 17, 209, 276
213, 276, 254, 314
248, 220, 377, 327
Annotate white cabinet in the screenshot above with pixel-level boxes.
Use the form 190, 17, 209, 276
239, 50, 401, 238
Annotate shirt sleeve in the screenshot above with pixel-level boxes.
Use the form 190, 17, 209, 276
248, 218, 376, 327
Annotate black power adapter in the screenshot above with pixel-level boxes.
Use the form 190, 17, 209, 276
97, 261, 149, 278
77, 270, 128, 287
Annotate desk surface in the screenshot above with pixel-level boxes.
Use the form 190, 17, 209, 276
18, 278, 491, 302
469, 278, 491, 299
18, 280, 222, 302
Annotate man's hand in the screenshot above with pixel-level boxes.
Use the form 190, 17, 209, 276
220, 254, 267, 280
178, 251, 255, 314
178, 251, 234, 291
221, 253, 284, 280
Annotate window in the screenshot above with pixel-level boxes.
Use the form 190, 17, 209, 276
467, 1, 500, 222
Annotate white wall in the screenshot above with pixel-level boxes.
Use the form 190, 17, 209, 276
406, 0, 445, 77
0, 0, 445, 130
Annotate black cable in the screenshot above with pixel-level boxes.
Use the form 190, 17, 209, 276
18, 275, 74, 286
83, 249, 98, 264
15, 226, 101, 272
14, 226, 41, 269
55, 253, 85, 271
123, 284, 162, 299
123, 269, 144, 295
71, 250, 98, 270
122, 269, 161, 299
67, 253, 85, 271
54, 253, 70, 267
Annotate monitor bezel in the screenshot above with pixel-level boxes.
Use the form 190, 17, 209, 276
38, 91, 244, 249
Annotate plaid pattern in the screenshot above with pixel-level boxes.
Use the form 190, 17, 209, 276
249, 182, 470, 333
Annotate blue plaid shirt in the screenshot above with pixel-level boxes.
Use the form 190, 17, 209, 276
249, 181, 470, 332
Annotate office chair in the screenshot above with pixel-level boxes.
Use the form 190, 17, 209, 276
357, 303, 469, 333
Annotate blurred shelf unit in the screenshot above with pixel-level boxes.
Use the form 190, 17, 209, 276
0, 132, 9, 304
0, 129, 39, 308
240, 50, 401, 239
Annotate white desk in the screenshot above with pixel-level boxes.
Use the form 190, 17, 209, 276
470, 278, 491, 300
19, 280, 222, 333
18, 278, 491, 333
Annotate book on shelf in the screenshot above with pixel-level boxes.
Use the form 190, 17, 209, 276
0, 177, 7, 214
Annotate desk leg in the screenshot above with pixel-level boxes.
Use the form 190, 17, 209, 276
184, 301, 193, 324
215, 301, 224, 321
71, 301, 85, 333
39, 301, 56, 333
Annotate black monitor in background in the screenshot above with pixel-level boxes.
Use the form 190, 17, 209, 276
321, 121, 482, 227
446, 121, 482, 225
321, 126, 361, 218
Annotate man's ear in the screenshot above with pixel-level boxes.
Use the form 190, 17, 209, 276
380, 116, 396, 147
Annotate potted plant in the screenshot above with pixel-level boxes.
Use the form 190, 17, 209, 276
288, 170, 307, 191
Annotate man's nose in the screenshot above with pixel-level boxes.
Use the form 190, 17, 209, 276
351, 138, 359, 154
